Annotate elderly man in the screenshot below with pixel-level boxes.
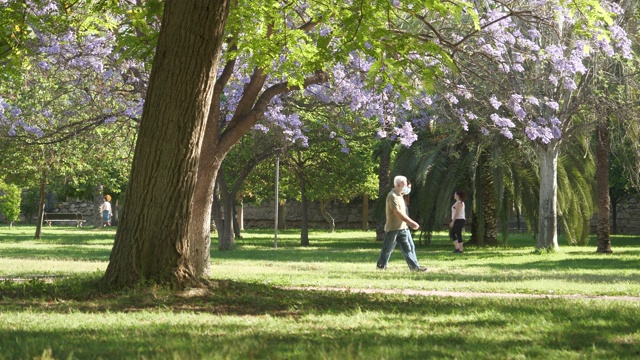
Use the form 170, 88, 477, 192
376, 175, 428, 272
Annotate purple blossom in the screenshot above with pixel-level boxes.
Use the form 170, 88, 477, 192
563, 77, 577, 91
490, 113, 515, 128
444, 93, 458, 104
545, 101, 559, 111
480, 127, 490, 135
489, 96, 501, 110
395, 122, 417, 147
514, 106, 527, 120
500, 128, 513, 139
10, 107, 21, 117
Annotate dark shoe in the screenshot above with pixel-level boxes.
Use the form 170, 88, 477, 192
411, 267, 429, 272
376, 266, 387, 270
453, 249, 463, 254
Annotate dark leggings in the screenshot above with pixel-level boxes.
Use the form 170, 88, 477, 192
450, 219, 466, 242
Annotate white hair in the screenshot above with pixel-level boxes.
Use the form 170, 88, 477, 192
394, 175, 407, 187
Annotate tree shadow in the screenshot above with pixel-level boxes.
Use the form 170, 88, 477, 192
0, 277, 639, 359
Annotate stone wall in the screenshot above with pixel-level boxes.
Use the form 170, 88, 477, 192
3, 196, 640, 234
242, 200, 377, 229
590, 197, 640, 234
53, 200, 102, 227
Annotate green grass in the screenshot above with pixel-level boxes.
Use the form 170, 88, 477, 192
1, 225, 639, 359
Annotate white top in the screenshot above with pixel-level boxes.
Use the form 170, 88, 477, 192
451, 201, 465, 220
101, 201, 112, 214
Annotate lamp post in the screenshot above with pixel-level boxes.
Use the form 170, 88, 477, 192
274, 155, 279, 249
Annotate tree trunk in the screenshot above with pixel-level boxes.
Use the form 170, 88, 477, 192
102, 0, 230, 289
112, 199, 120, 226
278, 199, 287, 230
536, 145, 559, 252
218, 173, 236, 250
611, 197, 618, 234
596, 122, 613, 253
375, 141, 392, 241
186, 56, 329, 277
300, 177, 310, 246
362, 193, 369, 231
319, 200, 335, 233
233, 205, 241, 239
468, 210, 479, 245
93, 184, 104, 227
237, 194, 244, 231
483, 171, 499, 246
34, 171, 46, 240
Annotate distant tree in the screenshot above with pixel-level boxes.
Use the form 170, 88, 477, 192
0, 180, 21, 228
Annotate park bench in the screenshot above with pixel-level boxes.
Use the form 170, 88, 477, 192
43, 213, 86, 227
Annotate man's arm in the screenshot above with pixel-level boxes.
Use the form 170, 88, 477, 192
393, 208, 419, 230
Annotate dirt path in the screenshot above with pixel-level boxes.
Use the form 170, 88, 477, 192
282, 286, 640, 302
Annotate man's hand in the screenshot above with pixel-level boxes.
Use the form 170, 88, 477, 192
409, 220, 420, 230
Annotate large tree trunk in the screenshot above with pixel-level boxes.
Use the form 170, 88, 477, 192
596, 122, 613, 253
187, 62, 329, 276
375, 141, 392, 241
102, 0, 230, 288
536, 145, 559, 252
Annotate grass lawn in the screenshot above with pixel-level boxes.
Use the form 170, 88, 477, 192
0, 225, 639, 359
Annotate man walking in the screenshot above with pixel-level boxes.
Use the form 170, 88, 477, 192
376, 175, 428, 271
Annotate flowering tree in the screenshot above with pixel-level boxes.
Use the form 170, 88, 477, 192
432, 0, 633, 251
0, 1, 146, 142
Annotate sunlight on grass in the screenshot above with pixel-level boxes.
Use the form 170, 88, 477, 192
1, 226, 639, 359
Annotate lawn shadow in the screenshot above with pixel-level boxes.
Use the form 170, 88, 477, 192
1, 276, 639, 359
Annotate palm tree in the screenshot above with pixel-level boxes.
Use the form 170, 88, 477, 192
394, 124, 596, 247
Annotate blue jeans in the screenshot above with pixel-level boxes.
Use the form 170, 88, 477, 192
377, 229, 421, 270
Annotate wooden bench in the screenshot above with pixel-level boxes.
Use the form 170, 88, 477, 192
43, 213, 86, 227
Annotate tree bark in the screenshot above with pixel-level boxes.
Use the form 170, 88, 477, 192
482, 171, 499, 245
320, 200, 335, 233
611, 196, 618, 234
277, 199, 287, 230
102, 0, 231, 288
217, 172, 235, 250
375, 141, 392, 241
93, 184, 104, 227
536, 145, 559, 252
596, 122, 613, 253
34, 171, 46, 240
300, 176, 310, 246
237, 194, 244, 231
